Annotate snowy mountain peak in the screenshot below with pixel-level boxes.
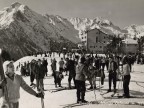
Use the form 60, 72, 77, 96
69, 17, 113, 30
68, 17, 122, 37
11, 2, 22, 9
2, 2, 26, 13
0, 2, 29, 27
125, 24, 144, 38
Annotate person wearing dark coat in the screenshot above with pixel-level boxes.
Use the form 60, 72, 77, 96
26, 61, 30, 76
107, 56, 118, 93
94, 57, 100, 70
42, 58, 48, 76
20, 64, 26, 76
35, 59, 45, 91
29, 60, 37, 86
67, 58, 76, 89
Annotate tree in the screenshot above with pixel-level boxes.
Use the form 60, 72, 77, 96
1, 50, 11, 62
106, 36, 123, 54
137, 36, 144, 54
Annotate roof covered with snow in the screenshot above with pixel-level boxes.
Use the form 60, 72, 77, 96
123, 38, 138, 44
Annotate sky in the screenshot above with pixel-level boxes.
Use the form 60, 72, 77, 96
0, 0, 144, 28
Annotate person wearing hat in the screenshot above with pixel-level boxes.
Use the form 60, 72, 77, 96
0, 61, 43, 108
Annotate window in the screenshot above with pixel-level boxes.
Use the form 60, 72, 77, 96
98, 30, 101, 34
96, 37, 98, 43
96, 30, 99, 34
90, 46, 93, 48
104, 41, 105, 43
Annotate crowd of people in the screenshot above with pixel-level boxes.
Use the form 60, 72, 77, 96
0, 51, 137, 107
18, 52, 136, 101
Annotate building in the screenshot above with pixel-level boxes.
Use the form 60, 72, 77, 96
122, 38, 138, 54
86, 28, 112, 53
78, 30, 87, 49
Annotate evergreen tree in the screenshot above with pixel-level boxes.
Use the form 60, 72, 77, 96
1, 49, 11, 62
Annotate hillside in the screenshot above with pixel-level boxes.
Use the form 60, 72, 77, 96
0, 2, 79, 60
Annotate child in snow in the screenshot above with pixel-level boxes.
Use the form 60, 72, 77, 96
54, 71, 64, 87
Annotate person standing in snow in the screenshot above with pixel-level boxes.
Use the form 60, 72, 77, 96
0, 61, 43, 108
20, 64, 26, 76
107, 56, 118, 93
121, 56, 131, 98
58, 58, 65, 73
105, 56, 109, 71
64, 58, 69, 76
67, 57, 76, 89
75, 56, 88, 103
42, 58, 48, 77
51, 58, 57, 76
51, 58, 59, 87
88, 60, 97, 89
29, 59, 37, 86
25, 61, 30, 76
35, 59, 45, 91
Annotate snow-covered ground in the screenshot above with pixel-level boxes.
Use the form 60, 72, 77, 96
1, 55, 144, 108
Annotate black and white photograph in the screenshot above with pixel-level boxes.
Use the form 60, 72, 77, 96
0, 0, 144, 108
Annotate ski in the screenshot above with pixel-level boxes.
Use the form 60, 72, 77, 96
49, 87, 75, 93
0, 49, 10, 108
100, 91, 109, 95
62, 102, 81, 108
62, 100, 144, 107
111, 92, 116, 97
31, 83, 37, 89
62, 101, 100, 108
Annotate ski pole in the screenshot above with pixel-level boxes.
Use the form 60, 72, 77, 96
93, 85, 97, 101
117, 78, 121, 96
39, 82, 45, 108
92, 77, 96, 101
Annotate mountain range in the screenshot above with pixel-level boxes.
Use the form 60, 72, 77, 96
0, 2, 143, 60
